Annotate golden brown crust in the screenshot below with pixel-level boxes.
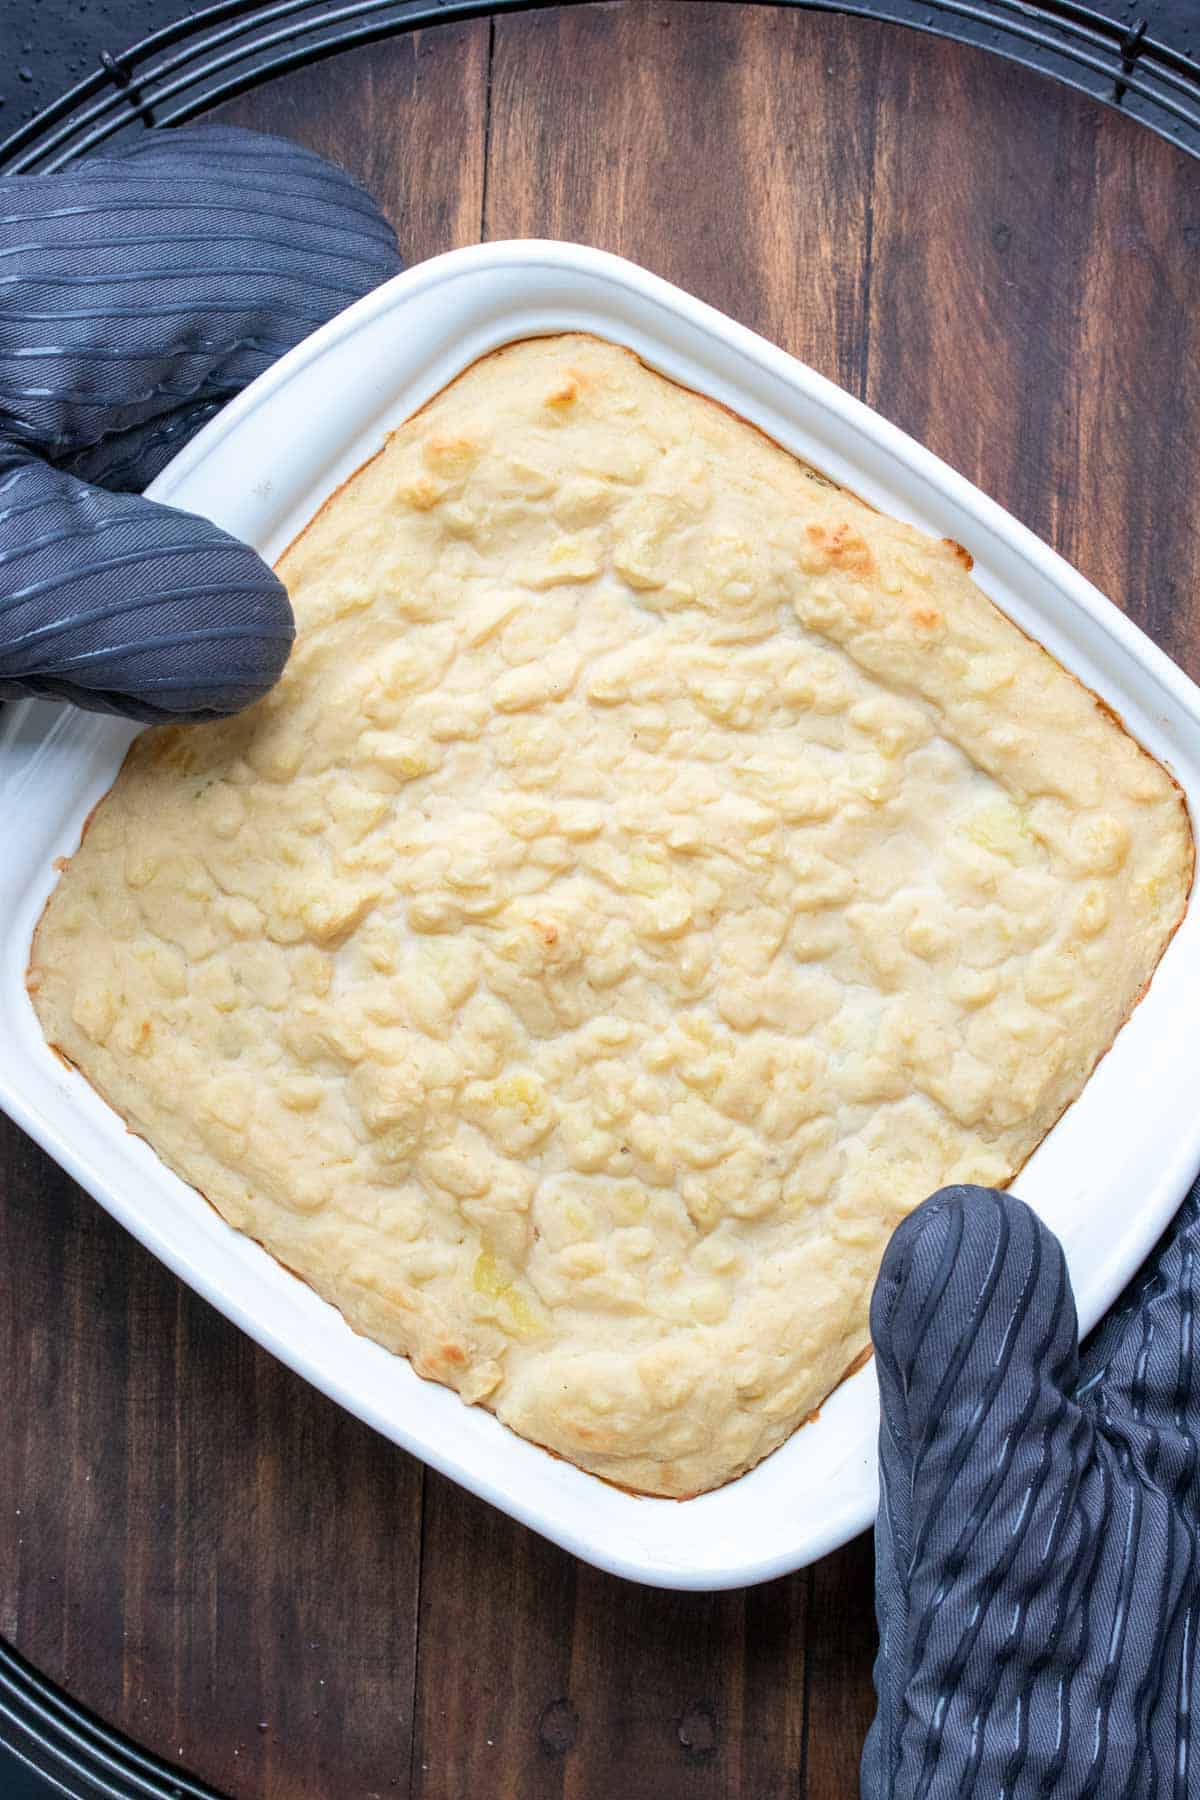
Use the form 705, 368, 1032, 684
28, 334, 1192, 1497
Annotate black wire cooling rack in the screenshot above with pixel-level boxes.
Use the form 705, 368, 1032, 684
1, 0, 1200, 172
0, 1636, 223, 1800
2, 0, 1200, 1794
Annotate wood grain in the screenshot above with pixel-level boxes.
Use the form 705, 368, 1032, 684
411, 1467, 816, 1800
4, 6, 1200, 1797
486, 2, 882, 389
215, 24, 490, 257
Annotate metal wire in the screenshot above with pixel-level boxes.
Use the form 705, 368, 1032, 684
0, 1638, 224, 1799
2, 0, 1200, 175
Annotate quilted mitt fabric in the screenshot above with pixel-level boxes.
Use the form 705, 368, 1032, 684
0, 125, 401, 719
864, 1180, 1200, 1798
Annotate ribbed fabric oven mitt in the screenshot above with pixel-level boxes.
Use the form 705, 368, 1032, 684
863, 1178, 1200, 1797
0, 125, 401, 721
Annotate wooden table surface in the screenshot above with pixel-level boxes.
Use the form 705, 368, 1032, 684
4, 6, 1200, 1796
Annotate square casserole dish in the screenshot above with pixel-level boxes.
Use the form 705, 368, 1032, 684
3, 241, 1199, 1590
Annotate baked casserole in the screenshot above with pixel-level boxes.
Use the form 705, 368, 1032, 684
29, 335, 1192, 1497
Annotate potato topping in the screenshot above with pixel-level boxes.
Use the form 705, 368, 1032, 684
29, 336, 1192, 1497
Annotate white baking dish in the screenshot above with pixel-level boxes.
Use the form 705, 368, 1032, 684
4, 241, 1200, 1590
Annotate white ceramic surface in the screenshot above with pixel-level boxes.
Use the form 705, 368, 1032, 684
4, 242, 1200, 1590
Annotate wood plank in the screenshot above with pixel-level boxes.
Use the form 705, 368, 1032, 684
484, 1, 883, 391
862, 32, 1097, 542
410, 1470, 811, 1800
1047, 110, 1200, 671
804, 1535, 878, 1800
215, 24, 490, 258
861, 28, 1200, 673
559, 1560, 811, 1800
410, 1472, 577, 1800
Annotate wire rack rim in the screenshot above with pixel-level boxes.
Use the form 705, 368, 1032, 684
3, 0, 1200, 175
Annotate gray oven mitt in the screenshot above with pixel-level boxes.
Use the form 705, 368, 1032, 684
863, 1178, 1200, 1797
0, 125, 401, 721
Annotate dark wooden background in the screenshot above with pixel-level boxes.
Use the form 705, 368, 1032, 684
3, 6, 1199, 1796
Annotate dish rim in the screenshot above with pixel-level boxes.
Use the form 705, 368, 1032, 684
4, 238, 1200, 1588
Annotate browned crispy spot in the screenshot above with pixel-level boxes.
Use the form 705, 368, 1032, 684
414, 1341, 469, 1381
805, 519, 874, 577
422, 433, 478, 476
943, 536, 974, 571
908, 602, 943, 632
402, 476, 444, 512
842, 1342, 875, 1380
